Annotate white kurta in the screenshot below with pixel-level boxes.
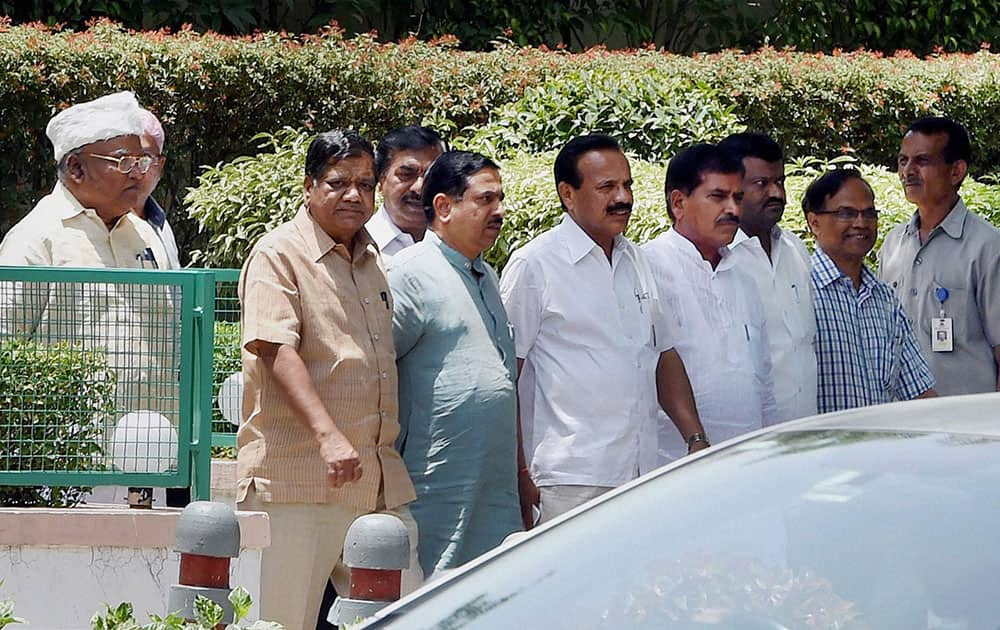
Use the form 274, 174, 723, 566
729, 227, 818, 423
500, 215, 669, 487
643, 228, 777, 464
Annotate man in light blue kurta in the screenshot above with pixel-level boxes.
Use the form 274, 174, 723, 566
388, 150, 522, 576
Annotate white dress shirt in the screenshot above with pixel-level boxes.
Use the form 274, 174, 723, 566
643, 228, 777, 464
729, 227, 818, 423
367, 206, 416, 259
500, 215, 669, 488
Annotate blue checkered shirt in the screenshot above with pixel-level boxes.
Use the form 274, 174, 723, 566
812, 248, 935, 413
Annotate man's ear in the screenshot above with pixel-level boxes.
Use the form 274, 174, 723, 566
950, 159, 969, 187
557, 181, 575, 211
64, 154, 86, 184
805, 211, 820, 235
432, 193, 451, 223
669, 189, 686, 221
303, 176, 314, 204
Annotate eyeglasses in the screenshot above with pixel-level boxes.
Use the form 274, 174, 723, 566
813, 208, 880, 222
87, 153, 156, 174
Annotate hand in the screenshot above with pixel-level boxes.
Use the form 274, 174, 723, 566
687, 440, 710, 455
517, 468, 540, 530
318, 432, 362, 488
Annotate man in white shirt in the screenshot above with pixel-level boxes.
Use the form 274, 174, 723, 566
367, 126, 446, 259
500, 134, 706, 524
719, 133, 818, 423
643, 143, 778, 464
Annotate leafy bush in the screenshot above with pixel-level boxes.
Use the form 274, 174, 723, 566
8, 23, 1000, 256
0, 21, 563, 254
184, 128, 1000, 272
762, 0, 999, 56
91, 586, 281, 629
0, 339, 115, 507
463, 63, 742, 161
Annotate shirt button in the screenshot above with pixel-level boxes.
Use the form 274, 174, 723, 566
364, 297, 371, 304
915, 257, 922, 265
381, 371, 388, 379
911, 288, 918, 296
373, 333, 380, 341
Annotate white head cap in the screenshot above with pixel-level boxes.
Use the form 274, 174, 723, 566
45, 91, 145, 163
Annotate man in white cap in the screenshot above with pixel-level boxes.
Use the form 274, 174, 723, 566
133, 108, 181, 269
0, 91, 168, 269
0, 92, 178, 498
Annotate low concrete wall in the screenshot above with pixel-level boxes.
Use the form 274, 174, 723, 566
0, 505, 269, 629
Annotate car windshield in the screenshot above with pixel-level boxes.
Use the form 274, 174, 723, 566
374, 429, 1000, 629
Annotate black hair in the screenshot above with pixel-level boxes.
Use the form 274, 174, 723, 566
801, 168, 873, 217
664, 144, 744, 220
718, 132, 783, 163
304, 130, 374, 179
906, 116, 972, 164
554, 134, 622, 205
421, 151, 500, 223
374, 126, 446, 179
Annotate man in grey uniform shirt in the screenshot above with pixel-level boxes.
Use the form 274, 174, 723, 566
879, 116, 1000, 395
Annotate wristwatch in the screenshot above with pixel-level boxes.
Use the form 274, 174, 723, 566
686, 432, 709, 448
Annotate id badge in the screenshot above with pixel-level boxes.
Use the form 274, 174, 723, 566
931, 317, 954, 352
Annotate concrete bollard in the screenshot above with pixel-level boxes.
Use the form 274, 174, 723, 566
328, 513, 409, 628
168, 501, 241, 627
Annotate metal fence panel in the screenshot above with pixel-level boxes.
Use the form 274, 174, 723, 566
212, 269, 241, 449
0, 267, 213, 499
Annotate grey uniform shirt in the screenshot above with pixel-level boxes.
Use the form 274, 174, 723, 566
877, 199, 1000, 395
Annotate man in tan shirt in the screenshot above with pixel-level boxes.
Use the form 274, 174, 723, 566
237, 129, 420, 628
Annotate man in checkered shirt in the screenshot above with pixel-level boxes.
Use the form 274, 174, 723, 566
802, 168, 937, 413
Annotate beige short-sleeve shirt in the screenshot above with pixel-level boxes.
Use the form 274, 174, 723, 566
237, 207, 415, 510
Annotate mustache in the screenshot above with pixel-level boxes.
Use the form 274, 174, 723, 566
402, 192, 422, 204
716, 213, 740, 225
902, 177, 922, 186
487, 217, 504, 228
607, 203, 632, 215
764, 197, 785, 208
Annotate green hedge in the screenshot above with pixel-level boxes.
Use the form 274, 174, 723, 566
0, 339, 115, 507
185, 128, 1000, 272
6, 22, 1000, 257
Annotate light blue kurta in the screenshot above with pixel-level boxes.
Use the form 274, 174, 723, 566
388, 232, 521, 575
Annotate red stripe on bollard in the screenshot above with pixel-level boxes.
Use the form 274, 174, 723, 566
179, 553, 231, 589
349, 567, 402, 601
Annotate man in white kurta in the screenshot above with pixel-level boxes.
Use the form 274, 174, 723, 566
0, 92, 176, 429
501, 134, 706, 524
720, 133, 818, 423
644, 144, 777, 464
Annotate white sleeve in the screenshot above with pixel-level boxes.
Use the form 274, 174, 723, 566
499, 252, 544, 359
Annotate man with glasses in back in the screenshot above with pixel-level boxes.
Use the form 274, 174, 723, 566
802, 168, 936, 413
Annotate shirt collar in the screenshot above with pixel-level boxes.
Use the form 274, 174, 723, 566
812, 246, 877, 290
53, 181, 89, 220
664, 226, 733, 267
143, 197, 166, 229
426, 230, 486, 276
558, 214, 628, 264
367, 205, 414, 251
905, 198, 969, 239
293, 206, 377, 263
731, 225, 782, 250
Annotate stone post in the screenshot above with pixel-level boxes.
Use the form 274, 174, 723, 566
328, 513, 410, 627
169, 501, 240, 627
